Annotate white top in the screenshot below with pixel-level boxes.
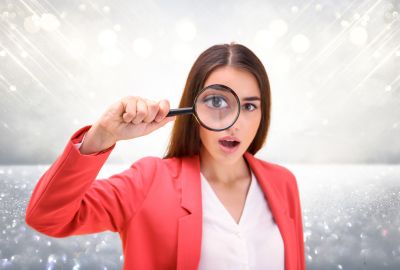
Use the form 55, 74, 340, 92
198, 170, 284, 270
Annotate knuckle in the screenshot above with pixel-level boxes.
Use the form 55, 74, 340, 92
163, 99, 170, 109
147, 101, 157, 110
136, 109, 146, 117
122, 95, 136, 102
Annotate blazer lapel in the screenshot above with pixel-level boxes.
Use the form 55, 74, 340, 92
244, 152, 298, 270
176, 154, 203, 270
176, 152, 297, 270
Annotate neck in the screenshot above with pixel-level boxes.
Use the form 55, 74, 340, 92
199, 146, 250, 184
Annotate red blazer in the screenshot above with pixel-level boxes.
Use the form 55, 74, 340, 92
25, 125, 306, 270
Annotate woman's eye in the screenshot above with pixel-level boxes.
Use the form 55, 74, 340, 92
203, 95, 228, 109
243, 103, 257, 111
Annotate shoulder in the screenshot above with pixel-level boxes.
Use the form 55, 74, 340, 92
252, 155, 296, 179
252, 156, 302, 216
252, 155, 298, 188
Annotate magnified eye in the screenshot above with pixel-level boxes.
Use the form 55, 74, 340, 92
203, 95, 228, 109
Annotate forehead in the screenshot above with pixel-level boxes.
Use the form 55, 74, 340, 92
203, 66, 260, 98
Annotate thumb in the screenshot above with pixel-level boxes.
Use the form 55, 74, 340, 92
160, 115, 177, 125
146, 115, 177, 134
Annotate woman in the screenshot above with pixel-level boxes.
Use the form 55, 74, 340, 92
25, 43, 305, 270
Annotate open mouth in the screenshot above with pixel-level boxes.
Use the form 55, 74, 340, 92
218, 140, 240, 148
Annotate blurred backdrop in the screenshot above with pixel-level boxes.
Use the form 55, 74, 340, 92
0, 0, 399, 269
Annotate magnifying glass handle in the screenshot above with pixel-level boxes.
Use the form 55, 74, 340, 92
166, 107, 194, 117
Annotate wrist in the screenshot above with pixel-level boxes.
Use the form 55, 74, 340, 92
79, 125, 116, 154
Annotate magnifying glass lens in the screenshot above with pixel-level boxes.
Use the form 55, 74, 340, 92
195, 86, 239, 130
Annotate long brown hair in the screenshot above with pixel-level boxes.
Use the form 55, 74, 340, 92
163, 42, 271, 159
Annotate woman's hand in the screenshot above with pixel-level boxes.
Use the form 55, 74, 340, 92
80, 96, 176, 154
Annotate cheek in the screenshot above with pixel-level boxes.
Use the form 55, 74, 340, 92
244, 112, 261, 132
241, 115, 261, 143
253, 115, 262, 131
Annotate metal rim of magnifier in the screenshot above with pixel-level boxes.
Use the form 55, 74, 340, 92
165, 84, 241, 131
193, 84, 241, 132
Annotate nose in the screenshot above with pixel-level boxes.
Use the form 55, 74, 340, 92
226, 110, 243, 133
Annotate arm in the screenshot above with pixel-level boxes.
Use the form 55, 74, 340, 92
25, 125, 154, 237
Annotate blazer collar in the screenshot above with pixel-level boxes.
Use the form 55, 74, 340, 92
176, 151, 297, 270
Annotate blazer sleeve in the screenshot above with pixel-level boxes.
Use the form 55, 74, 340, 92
25, 125, 156, 238
73, 130, 88, 150
287, 171, 306, 270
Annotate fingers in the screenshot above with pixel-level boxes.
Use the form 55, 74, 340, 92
143, 99, 159, 123
155, 99, 171, 122
132, 98, 148, 124
145, 114, 177, 134
121, 96, 173, 125
122, 97, 137, 123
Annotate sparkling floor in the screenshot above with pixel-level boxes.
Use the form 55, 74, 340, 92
0, 164, 399, 270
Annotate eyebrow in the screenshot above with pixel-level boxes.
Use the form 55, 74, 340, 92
241, 96, 261, 102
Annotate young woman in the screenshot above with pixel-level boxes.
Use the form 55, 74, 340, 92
25, 43, 305, 270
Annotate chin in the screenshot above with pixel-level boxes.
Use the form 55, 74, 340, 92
216, 146, 245, 160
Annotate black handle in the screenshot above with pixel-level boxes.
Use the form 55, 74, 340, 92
166, 107, 194, 117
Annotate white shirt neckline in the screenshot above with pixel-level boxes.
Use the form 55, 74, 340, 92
200, 171, 254, 229
198, 169, 285, 270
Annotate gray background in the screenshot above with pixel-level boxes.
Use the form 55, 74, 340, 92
0, 0, 399, 165
0, 0, 399, 269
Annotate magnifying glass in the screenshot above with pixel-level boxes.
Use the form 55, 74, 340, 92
166, 84, 240, 131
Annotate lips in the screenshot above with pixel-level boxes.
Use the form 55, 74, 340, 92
218, 136, 241, 148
